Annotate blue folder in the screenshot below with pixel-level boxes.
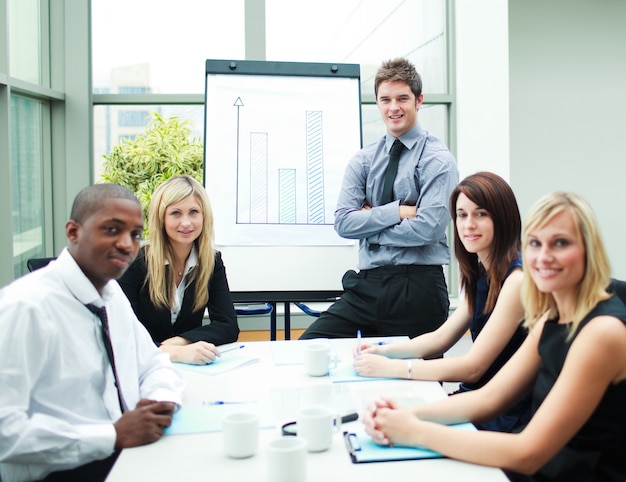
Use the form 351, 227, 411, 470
343, 423, 476, 463
164, 402, 275, 435
329, 358, 422, 383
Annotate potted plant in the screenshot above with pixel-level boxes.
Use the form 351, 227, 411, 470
100, 111, 203, 234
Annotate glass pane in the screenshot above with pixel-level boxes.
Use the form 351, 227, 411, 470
362, 103, 448, 147
8, 0, 41, 84
91, 0, 245, 94
11, 95, 45, 278
93, 104, 205, 181
266, 0, 447, 95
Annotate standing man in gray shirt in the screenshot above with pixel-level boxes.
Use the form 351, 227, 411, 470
300, 57, 458, 340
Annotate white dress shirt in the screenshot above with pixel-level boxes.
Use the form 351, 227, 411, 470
170, 245, 198, 323
0, 248, 184, 482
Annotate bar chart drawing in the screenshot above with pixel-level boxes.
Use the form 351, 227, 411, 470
249, 132, 268, 224
236, 108, 330, 226
278, 169, 296, 224
205, 60, 361, 247
306, 110, 325, 224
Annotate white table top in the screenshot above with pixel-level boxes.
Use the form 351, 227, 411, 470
106, 338, 507, 481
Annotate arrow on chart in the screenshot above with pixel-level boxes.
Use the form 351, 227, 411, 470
233, 97, 244, 219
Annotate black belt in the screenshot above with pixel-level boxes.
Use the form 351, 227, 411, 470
360, 264, 442, 278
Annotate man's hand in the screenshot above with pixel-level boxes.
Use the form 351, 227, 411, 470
113, 399, 176, 449
399, 205, 416, 220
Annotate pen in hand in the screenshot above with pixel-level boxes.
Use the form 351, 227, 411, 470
357, 330, 362, 355
220, 344, 245, 354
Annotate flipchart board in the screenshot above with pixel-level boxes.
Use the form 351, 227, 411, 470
203, 59, 362, 292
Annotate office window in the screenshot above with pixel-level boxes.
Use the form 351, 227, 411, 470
118, 86, 151, 95
11, 95, 45, 278
265, 0, 448, 96
118, 110, 151, 127
91, 0, 246, 94
93, 105, 204, 181
8, 0, 42, 85
118, 134, 137, 143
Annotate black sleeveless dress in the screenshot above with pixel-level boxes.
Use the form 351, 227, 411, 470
455, 255, 531, 432
506, 295, 626, 482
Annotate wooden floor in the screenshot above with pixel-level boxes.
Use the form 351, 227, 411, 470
237, 328, 306, 342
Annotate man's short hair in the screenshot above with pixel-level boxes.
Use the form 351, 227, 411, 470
374, 58, 422, 99
70, 184, 140, 223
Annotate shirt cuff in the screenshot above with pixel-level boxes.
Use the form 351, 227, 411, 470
75, 423, 117, 458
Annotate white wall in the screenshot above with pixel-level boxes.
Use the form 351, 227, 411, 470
455, 0, 510, 181
508, 0, 626, 278
456, 0, 626, 278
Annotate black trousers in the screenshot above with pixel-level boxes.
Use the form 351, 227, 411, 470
299, 265, 449, 340
41, 452, 119, 482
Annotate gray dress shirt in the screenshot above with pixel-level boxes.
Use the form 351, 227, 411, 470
334, 123, 458, 270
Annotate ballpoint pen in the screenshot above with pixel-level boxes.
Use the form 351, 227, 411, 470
221, 344, 245, 354
357, 330, 361, 354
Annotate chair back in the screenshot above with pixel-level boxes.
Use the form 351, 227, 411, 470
609, 278, 626, 306
235, 303, 273, 316
27, 257, 56, 272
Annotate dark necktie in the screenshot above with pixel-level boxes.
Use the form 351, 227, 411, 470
85, 303, 128, 413
368, 139, 405, 251
380, 138, 405, 205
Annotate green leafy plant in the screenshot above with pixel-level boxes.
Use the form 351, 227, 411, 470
101, 112, 204, 235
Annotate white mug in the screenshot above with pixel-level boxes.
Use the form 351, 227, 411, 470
296, 405, 340, 452
303, 342, 337, 377
267, 437, 307, 482
222, 411, 259, 459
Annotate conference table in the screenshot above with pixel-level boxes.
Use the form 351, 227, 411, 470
106, 338, 507, 481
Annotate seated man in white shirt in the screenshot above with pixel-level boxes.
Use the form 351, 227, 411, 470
0, 184, 184, 482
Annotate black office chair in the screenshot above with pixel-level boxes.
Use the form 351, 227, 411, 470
608, 278, 626, 305
26, 257, 56, 272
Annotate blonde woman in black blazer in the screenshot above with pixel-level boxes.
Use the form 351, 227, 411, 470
119, 175, 239, 364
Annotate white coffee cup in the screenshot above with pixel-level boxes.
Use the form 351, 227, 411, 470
303, 342, 337, 377
296, 405, 340, 452
222, 411, 259, 458
267, 437, 307, 482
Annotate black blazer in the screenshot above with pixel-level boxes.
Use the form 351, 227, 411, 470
118, 248, 239, 346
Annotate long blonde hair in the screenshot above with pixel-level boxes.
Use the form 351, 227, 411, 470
522, 192, 611, 335
145, 175, 215, 312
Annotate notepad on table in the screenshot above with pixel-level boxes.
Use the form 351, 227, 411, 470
172, 352, 259, 375
343, 423, 475, 463
164, 402, 275, 435
329, 358, 422, 383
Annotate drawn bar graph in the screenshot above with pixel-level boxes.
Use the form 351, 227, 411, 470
278, 169, 296, 223
249, 132, 268, 223
237, 107, 331, 225
306, 111, 325, 224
